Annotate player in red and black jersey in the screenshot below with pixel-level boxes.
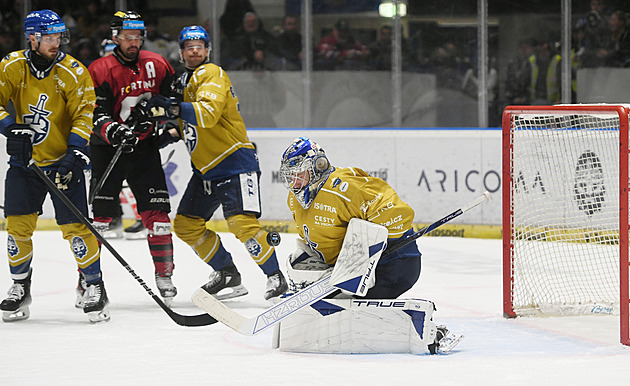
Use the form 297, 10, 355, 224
88, 10, 178, 305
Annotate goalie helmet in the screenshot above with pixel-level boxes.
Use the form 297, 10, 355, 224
280, 137, 332, 209
24, 9, 70, 44
110, 10, 145, 39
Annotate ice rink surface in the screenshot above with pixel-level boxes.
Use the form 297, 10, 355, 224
0, 231, 628, 385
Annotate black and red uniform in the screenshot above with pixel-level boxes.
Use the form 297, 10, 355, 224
88, 49, 176, 276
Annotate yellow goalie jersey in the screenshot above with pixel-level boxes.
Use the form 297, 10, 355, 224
179, 63, 258, 180
0, 50, 95, 167
287, 166, 415, 265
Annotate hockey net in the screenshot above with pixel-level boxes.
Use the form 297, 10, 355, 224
502, 104, 629, 346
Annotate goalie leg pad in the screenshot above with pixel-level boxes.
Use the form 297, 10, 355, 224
273, 298, 437, 354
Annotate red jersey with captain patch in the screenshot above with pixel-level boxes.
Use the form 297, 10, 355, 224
88, 49, 175, 145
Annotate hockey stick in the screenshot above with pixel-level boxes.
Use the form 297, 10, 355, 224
88, 145, 123, 204
29, 162, 217, 327
192, 191, 492, 335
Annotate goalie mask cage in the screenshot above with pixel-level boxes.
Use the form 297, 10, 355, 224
502, 104, 630, 346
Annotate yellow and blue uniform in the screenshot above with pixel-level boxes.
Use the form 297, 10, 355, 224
173, 62, 279, 275
0, 49, 102, 282
288, 166, 422, 298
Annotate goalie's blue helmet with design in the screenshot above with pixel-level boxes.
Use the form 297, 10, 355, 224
24, 9, 69, 44
178, 25, 211, 50
280, 137, 332, 209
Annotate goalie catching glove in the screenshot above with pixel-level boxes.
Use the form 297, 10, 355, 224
6, 123, 34, 167
55, 146, 90, 190
105, 122, 137, 152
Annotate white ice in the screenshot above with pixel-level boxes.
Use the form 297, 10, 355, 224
0, 231, 628, 385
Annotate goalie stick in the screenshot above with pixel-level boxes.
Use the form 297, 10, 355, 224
192, 191, 492, 335
29, 162, 217, 327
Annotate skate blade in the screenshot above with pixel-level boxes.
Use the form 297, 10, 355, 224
123, 231, 148, 240
162, 296, 174, 307
87, 307, 111, 323
2, 307, 30, 322
213, 285, 249, 300
103, 231, 123, 239
438, 333, 464, 353
75, 295, 85, 309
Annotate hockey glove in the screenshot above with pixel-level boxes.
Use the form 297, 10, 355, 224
126, 99, 154, 134
55, 146, 90, 190
149, 95, 181, 118
106, 122, 138, 153
157, 122, 181, 149
6, 123, 34, 167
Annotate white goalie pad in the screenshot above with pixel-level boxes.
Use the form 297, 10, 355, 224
286, 238, 332, 292
330, 218, 388, 297
272, 298, 437, 354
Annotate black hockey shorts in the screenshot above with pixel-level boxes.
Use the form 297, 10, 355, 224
4, 165, 89, 225
177, 171, 262, 220
91, 137, 170, 217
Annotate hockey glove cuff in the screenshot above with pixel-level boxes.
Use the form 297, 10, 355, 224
55, 146, 91, 190
6, 123, 34, 167
106, 122, 138, 152
149, 95, 181, 118
158, 122, 181, 149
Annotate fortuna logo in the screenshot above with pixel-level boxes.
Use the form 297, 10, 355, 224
22, 94, 51, 144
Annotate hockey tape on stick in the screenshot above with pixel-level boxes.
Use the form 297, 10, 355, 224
192, 191, 492, 335
88, 145, 123, 204
30, 162, 217, 327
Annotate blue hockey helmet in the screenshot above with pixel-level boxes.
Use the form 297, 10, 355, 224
178, 25, 211, 50
110, 10, 145, 38
24, 9, 69, 44
280, 137, 332, 209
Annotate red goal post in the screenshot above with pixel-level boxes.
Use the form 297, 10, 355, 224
502, 104, 629, 346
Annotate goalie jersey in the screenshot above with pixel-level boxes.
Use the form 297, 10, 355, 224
0, 50, 95, 168
287, 166, 416, 266
177, 63, 259, 180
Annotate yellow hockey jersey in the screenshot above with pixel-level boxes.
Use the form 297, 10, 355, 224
288, 166, 415, 265
179, 63, 258, 179
0, 50, 95, 167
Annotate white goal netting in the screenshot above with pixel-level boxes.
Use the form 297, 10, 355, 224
506, 110, 623, 316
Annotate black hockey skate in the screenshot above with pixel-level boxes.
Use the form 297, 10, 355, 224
264, 270, 288, 301
428, 325, 464, 354
1, 269, 33, 322
123, 219, 147, 240
155, 273, 177, 306
75, 271, 87, 308
83, 280, 110, 323
103, 216, 123, 239
201, 262, 248, 300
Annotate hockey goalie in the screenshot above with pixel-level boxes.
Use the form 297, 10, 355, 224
273, 137, 463, 354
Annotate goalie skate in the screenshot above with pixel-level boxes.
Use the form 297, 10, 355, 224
428, 325, 463, 354
201, 263, 248, 300
155, 274, 177, 306
83, 280, 110, 323
1, 269, 33, 322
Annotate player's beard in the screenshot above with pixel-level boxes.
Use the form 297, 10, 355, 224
121, 46, 139, 61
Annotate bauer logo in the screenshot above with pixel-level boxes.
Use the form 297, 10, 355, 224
573, 150, 606, 216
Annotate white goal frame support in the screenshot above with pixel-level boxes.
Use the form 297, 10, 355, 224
502, 104, 629, 346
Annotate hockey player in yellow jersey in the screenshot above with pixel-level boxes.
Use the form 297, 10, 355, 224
150, 26, 288, 300
279, 137, 422, 299
0, 10, 109, 323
